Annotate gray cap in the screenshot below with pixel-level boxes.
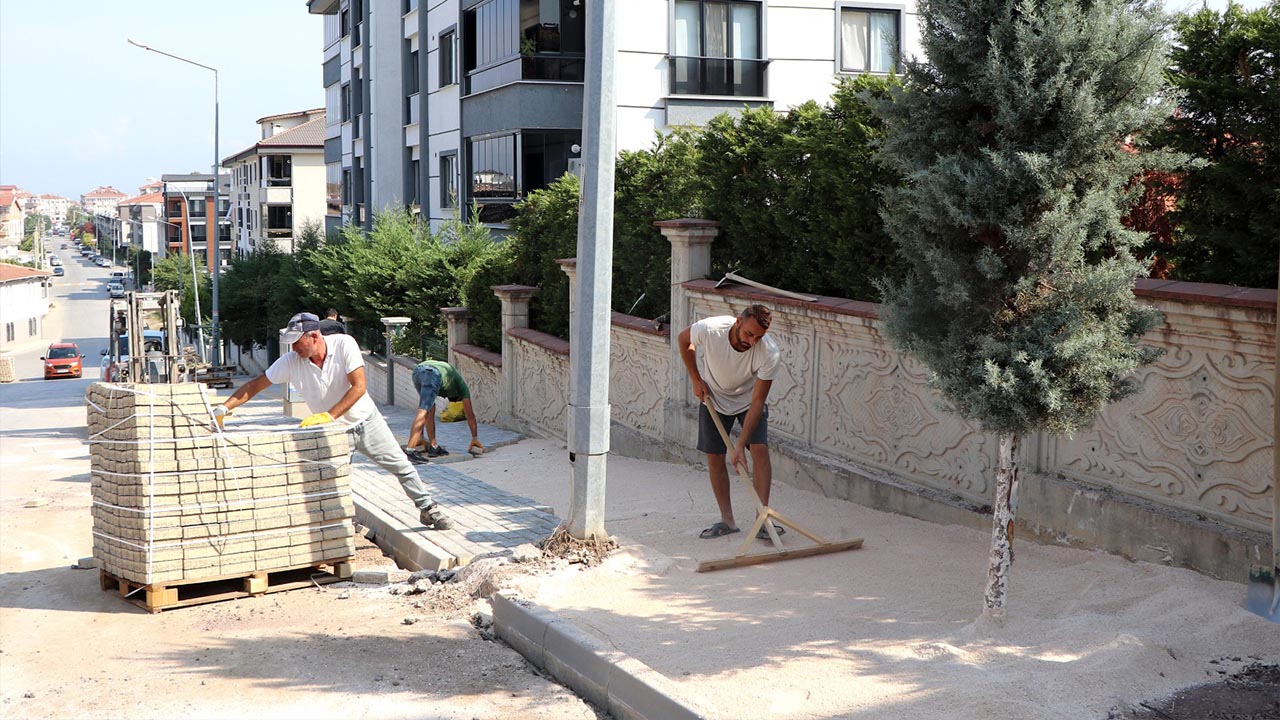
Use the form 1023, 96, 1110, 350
280, 312, 321, 345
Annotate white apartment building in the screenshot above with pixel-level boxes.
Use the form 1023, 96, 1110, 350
222, 108, 328, 254
117, 191, 165, 259
307, 0, 921, 233
81, 186, 128, 216
32, 194, 72, 223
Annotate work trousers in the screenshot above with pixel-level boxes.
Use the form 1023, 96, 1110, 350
348, 412, 434, 510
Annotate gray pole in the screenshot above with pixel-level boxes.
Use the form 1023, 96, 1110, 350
565, 0, 617, 540
211, 71, 222, 366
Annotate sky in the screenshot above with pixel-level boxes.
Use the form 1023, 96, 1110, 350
0, 0, 1270, 202
0, 1, 323, 200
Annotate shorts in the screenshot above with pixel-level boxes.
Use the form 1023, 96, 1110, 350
412, 364, 442, 411
696, 403, 769, 455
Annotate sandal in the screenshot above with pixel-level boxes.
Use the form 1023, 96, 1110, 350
756, 522, 787, 539
699, 521, 740, 539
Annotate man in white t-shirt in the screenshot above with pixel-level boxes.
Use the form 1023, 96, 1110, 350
216, 312, 450, 530
678, 304, 782, 540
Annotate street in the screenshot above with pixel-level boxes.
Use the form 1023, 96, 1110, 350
0, 246, 601, 720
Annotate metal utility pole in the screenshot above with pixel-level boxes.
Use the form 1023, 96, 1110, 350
565, 0, 617, 540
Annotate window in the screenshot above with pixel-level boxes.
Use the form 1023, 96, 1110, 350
341, 83, 351, 123
439, 29, 456, 88
409, 159, 421, 207
469, 135, 517, 199
188, 199, 206, 217
327, 163, 342, 215
340, 9, 350, 37
191, 224, 207, 243
266, 206, 293, 238
404, 0, 418, 12
326, 84, 342, 126
671, 0, 764, 96
839, 7, 898, 73
267, 156, 293, 187
440, 152, 457, 209
407, 49, 419, 94
5, 322, 13, 342
342, 169, 352, 206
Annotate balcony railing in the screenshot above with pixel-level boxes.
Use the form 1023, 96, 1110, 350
522, 53, 585, 82
669, 55, 768, 97
266, 176, 292, 188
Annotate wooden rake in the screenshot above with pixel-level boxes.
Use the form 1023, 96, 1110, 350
696, 400, 864, 572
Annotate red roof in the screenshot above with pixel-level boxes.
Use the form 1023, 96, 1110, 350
0, 187, 16, 208
83, 186, 127, 198
118, 192, 164, 206
0, 263, 52, 282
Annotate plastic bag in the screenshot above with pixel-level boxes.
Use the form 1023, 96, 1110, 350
439, 401, 465, 423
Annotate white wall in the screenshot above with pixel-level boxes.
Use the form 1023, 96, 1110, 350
0, 276, 49, 352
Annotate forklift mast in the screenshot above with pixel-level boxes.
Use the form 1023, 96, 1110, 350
107, 290, 189, 383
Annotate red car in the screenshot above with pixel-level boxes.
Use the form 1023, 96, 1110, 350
42, 343, 84, 379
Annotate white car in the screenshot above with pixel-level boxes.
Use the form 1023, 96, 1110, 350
107, 282, 125, 298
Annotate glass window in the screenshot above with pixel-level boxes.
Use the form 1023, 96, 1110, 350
326, 84, 341, 126
670, 1, 763, 96
840, 8, 898, 73
468, 135, 516, 199
440, 152, 457, 208
439, 29, 456, 87
407, 49, 419, 93
341, 83, 351, 122
188, 199, 206, 217
327, 163, 342, 215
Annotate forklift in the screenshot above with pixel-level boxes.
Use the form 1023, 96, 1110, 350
103, 290, 193, 384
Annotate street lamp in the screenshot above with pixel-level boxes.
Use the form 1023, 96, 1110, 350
128, 37, 222, 366
380, 316, 412, 405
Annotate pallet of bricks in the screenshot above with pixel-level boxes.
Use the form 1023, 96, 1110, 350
86, 382, 357, 612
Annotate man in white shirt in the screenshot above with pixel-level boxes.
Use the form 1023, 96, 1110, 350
677, 304, 782, 540
216, 312, 450, 530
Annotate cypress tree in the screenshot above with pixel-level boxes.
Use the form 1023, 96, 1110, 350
874, 0, 1176, 617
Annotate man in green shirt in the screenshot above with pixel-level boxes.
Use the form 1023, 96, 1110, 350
405, 360, 483, 462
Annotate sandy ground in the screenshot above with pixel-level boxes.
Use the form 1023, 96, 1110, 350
462, 439, 1280, 720
0, 380, 604, 720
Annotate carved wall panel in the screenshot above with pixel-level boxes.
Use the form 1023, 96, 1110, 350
454, 355, 501, 425
1046, 347, 1274, 532
812, 332, 995, 503
761, 319, 814, 442
513, 340, 569, 438
609, 329, 668, 439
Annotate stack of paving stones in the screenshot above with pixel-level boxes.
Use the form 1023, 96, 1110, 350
86, 382, 356, 586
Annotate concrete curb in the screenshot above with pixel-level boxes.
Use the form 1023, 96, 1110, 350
353, 493, 456, 571
492, 591, 708, 720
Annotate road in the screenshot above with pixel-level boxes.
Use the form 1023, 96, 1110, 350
0, 243, 601, 720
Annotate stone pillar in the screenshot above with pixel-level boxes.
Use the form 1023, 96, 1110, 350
656, 219, 718, 441
440, 306, 470, 367
492, 285, 539, 425
556, 258, 579, 397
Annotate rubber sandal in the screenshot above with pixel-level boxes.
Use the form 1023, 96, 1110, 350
699, 521, 740, 539
756, 522, 787, 539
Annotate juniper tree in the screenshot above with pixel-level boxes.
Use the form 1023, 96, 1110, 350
874, 0, 1177, 617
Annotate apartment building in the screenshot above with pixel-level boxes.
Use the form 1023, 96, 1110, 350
82, 186, 128, 216
160, 173, 232, 272
222, 108, 327, 254
0, 186, 24, 247
307, 0, 921, 232
31, 194, 71, 222
117, 191, 165, 260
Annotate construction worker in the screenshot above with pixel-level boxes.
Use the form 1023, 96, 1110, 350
213, 312, 450, 530
678, 304, 783, 540
317, 308, 347, 336
404, 359, 484, 463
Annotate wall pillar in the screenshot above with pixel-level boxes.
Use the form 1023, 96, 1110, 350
656, 219, 718, 442
492, 284, 539, 425
440, 306, 470, 368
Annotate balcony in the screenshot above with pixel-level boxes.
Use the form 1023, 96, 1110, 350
669, 56, 768, 97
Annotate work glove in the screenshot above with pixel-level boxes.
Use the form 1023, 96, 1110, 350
212, 404, 230, 429
300, 411, 334, 428
468, 438, 485, 456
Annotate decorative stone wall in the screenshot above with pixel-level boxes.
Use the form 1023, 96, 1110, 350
87, 382, 355, 585
509, 328, 571, 439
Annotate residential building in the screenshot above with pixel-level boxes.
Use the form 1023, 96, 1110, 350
0, 263, 51, 352
222, 108, 327, 254
307, 0, 921, 232
0, 186, 24, 247
161, 173, 232, 272
81, 186, 128, 216
32, 195, 72, 223
117, 191, 166, 260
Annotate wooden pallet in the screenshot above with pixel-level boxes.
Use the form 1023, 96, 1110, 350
99, 559, 354, 613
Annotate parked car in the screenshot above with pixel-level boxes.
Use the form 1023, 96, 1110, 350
96, 257, 110, 267
42, 342, 84, 379
107, 282, 125, 298
60, 243, 68, 249
53, 266, 64, 277
110, 271, 125, 283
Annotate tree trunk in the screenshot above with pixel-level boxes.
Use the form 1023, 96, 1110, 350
983, 433, 1021, 619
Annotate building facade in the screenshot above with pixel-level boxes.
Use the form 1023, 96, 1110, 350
116, 192, 165, 260
222, 108, 327, 254
0, 263, 51, 352
32, 195, 72, 223
161, 174, 232, 272
307, 0, 921, 232
81, 186, 128, 216
0, 186, 24, 247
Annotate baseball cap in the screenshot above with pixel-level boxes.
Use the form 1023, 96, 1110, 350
280, 312, 321, 345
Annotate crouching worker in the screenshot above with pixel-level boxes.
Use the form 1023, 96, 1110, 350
213, 312, 451, 530
404, 359, 484, 463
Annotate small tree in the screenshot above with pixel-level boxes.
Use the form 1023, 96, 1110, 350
875, 0, 1175, 617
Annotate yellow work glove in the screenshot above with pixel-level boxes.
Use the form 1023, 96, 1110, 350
468, 438, 485, 456
300, 411, 334, 428
211, 404, 230, 429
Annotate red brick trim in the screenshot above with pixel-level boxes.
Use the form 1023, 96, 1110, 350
508, 327, 570, 356
454, 343, 502, 367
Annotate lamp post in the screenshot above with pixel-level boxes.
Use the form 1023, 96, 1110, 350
380, 317, 411, 406
128, 38, 222, 365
